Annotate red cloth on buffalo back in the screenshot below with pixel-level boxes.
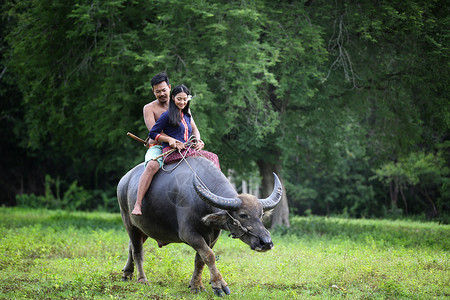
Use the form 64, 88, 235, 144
162, 147, 221, 170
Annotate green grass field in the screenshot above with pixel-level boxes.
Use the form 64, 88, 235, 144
0, 207, 448, 299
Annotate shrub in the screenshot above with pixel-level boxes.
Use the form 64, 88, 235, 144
15, 175, 117, 211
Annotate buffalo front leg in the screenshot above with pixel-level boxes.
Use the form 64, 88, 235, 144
122, 240, 134, 281
189, 253, 206, 293
191, 241, 230, 296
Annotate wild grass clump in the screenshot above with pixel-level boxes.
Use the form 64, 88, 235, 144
0, 207, 449, 299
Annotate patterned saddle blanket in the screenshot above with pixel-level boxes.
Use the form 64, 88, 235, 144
162, 147, 221, 170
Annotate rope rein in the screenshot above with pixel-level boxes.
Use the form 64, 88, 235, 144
160, 135, 198, 173
159, 136, 258, 239
225, 210, 259, 239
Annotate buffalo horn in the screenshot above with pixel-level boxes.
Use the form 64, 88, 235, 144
193, 176, 242, 210
259, 173, 283, 211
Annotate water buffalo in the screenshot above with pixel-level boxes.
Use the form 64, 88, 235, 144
117, 156, 282, 296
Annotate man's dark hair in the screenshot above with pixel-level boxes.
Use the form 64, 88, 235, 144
168, 85, 191, 127
151, 72, 170, 87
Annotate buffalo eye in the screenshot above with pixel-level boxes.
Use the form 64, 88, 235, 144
238, 213, 248, 219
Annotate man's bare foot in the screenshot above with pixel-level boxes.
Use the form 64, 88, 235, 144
131, 206, 142, 215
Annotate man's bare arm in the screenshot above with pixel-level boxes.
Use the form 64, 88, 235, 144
190, 116, 204, 150
143, 103, 156, 131
143, 102, 170, 143
191, 117, 201, 140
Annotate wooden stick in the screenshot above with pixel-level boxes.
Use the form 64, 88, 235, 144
150, 148, 177, 161
127, 131, 183, 160
127, 132, 147, 145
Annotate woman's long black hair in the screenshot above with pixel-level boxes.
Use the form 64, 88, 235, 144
168, 84, 191, 127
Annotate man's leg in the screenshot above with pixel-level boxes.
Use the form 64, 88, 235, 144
132, 160, 160, 215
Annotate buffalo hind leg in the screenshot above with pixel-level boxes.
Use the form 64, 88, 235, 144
189, 253, 206, 293
128, 227, 148, 284
122, 241, 134, 281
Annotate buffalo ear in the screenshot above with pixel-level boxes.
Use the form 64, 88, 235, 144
202, 211, 228, 228
263, 209, 273, 221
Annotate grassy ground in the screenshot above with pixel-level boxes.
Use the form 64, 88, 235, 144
0, 207, 448, 299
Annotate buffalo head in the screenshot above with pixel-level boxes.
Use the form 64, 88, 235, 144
194, 173, 282, 252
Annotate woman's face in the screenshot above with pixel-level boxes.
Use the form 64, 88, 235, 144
173, 92, 188, 111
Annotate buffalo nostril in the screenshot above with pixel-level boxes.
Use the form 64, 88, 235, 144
261, 236, 272, 244
259, 238, 273, 249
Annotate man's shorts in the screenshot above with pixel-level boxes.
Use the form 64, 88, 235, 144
144, 145, 164, 168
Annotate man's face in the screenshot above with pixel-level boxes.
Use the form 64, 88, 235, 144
152, 81, 171, 104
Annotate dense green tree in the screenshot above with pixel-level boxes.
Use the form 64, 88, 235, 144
372, 151, 449, 217
291, 0, 450, 217
2, 0, 448, 220
4, 1, 151, 193
0, 4, 30, 204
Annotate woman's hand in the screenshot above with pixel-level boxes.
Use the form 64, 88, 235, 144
169, 138, 185, 150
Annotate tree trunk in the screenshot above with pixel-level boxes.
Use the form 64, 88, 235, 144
257, 159, 290, 230
389, 180, 398, 210
399, 185, 408, 216
420, 188, 439, 218
242, 180, 248, 194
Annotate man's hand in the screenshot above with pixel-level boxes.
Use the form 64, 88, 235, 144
193, 139, 205, 150
143, 137, 150, 147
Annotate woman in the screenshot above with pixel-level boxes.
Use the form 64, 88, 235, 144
149, 84, 220, 169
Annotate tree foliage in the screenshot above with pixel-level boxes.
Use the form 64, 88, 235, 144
282, 0, 450, 219
1, 0, 449, 221
372, 151, 449, 217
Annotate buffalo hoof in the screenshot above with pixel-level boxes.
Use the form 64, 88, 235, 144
190, 287, 206, 294
213, 286, 231, 297
121, 274, 133, 282
137, 277, 149, 285
189, 283, 206, 294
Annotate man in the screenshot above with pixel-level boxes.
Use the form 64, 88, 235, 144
132, 72, 201, 215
